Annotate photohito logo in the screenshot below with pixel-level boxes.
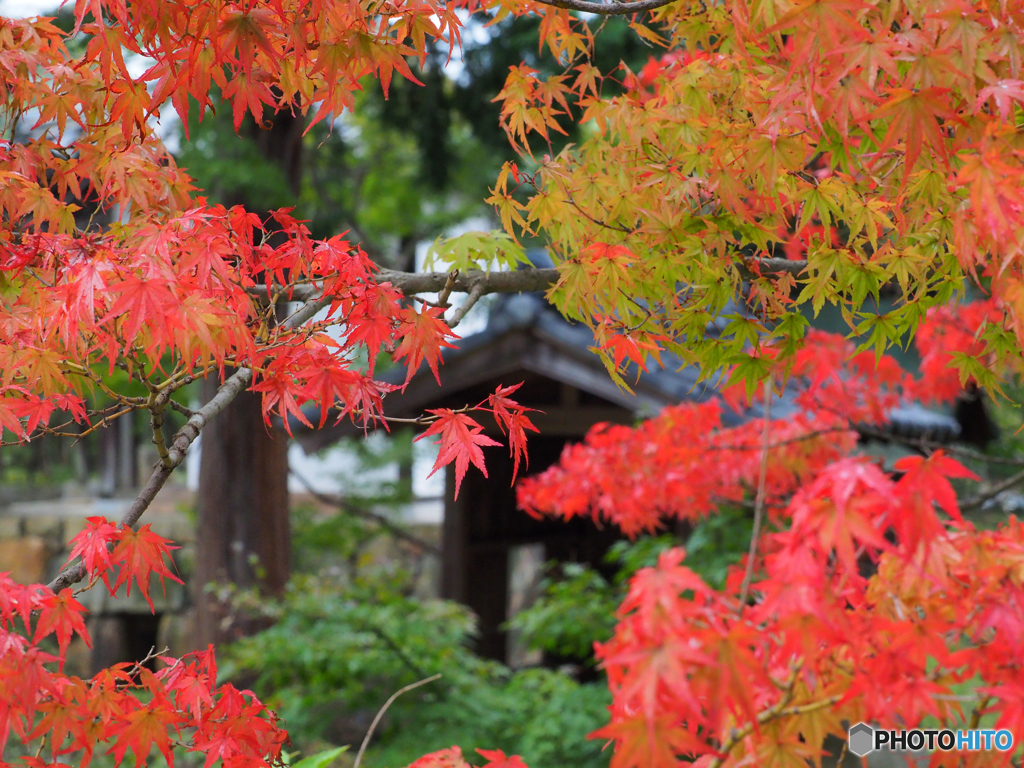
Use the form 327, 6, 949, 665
847, 723, 1014, 757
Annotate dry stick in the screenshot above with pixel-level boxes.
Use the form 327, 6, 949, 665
352, 674, 442, 768
738, 379, 771, 613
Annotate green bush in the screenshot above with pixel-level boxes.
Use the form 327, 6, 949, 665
221, 573, 611, 768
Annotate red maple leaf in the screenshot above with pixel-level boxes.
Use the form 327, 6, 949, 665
488, 383, 539, 483
34, 589, 91, 659
408, 747, 471, 768
67, 516, 119, 588
477, 750, 530, 768
251, 372, 314, 436
110, 525, 183, 611
416, 410, 501, 499
107, 689, 181, 768
393, 305, 458, 385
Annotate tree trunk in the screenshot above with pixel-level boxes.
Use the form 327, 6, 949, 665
194, 107, 304, 648
195, 378, 290, 646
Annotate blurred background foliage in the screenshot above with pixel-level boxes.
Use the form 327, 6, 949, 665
220, 460, 754, 768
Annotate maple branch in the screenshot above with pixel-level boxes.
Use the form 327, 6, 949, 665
969, 694, 993, 730
738, 381, 771, 612
261, 259, 808, 311
150, 406, 172, 468
737, 257, 808, 280
710, 676, 842, 768
382, 267, 563, 296
168, 400, 196, 418
47, 368, 254, 593
436, 269, 460, 308
447, 282, 486, 329
961, 466, 1024, 513
713, 426, 852, 452
856, 424, 1024, 466
47, 284, 347, 593
526, 0, 680, 15
258, 268, 561, 304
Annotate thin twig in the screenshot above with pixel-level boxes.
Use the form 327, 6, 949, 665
167, 399, 196, 418
352, 675, 442, 768
714, 426, 851, 452
363, 623, 432, 680
961, 467, 1024, 513
857, 424, 1024, 466
739, 379, 771, 613
708, 695, 843, 768
447, 283, 486, 329
436, 269, 460, 308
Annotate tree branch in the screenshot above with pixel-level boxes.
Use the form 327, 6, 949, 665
255, 268, 560, 302
447, 283, 486, 329
527, 0, 680, 15
259, 258, 809, 307
375, 267, 562, 296
856, 424, 1024, 466
738, 257, 808, 279
47, 368, 254, 593
961, 466, 1024, 513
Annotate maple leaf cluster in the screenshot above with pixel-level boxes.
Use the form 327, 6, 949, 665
0, 540, 287, 768
516, 303, 1024, 767
516, 323, 920, 535
0, 3, 541, 763
489, 0, 1024, 393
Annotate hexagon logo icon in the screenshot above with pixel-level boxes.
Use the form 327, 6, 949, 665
848, 723, 875, 757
